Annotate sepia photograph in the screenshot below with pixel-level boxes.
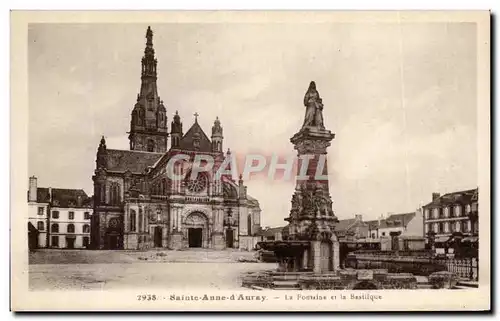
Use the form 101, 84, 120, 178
10, 10, 490, 311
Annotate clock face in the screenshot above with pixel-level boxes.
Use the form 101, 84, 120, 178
186, 173, 208, 193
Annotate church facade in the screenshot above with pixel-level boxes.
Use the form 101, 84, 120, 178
90, 27, 261, 250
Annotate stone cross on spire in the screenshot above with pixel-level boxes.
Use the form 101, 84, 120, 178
194, 112, 199, 122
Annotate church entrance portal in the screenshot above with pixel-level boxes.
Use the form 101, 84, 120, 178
154, 226, 162, 247
188, 228, 203, 248
107, 234, 121, 250
184, 212, 208, 248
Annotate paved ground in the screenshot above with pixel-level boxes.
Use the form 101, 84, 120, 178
29, 249, 276, 291
29, 248, 260, 264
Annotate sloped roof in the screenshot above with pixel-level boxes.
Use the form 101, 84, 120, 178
36, 187, 92, 208
386, 212, 415, 224
180, 121, 212, 152
423, 188, 477, 208
259, 226, 284, 237
365, 219, 380, 229
106, 149, 163, 174
247, 194, 260, 208
335, 218, 356, 232
36, 188, 51, 203
367, 212, 416, 229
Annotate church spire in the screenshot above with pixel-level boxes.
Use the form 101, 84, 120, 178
142, 26, 157, 79
129, 26, 168, 153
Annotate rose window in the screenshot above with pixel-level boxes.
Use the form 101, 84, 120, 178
186, 174, 208, 193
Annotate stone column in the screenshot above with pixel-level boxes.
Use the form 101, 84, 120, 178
162, 224, 168, 248
177, 209, 182, 231
332, 239, 340, 272
311, 240, 321, 273
303, 248, 309, 270
169, 206, 183, 250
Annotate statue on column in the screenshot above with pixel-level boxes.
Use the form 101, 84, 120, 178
302, 81, 325, 130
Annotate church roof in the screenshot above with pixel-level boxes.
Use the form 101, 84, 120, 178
247, 194, 260, 207
106, 149, 163, 174
180, 121, 212, 152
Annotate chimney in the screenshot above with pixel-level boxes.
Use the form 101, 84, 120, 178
28, 176, 37, 202
432, 192, 440, 201
48, 187, 52, 203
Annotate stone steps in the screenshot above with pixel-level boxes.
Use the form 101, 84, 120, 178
272, 280, 300, 289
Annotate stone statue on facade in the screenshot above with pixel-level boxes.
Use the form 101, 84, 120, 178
302, 81, 325, 130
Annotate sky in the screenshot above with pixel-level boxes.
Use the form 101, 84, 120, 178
28, 22, 478, 228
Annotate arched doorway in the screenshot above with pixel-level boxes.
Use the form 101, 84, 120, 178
184, 212, 208, 248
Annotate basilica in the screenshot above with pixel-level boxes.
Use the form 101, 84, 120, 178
90, 27, 261, 250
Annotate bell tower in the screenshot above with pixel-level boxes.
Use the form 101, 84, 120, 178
128, 26, 168, 153
211, 116, 223, 153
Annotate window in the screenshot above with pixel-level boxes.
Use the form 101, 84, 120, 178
424, 209, 429, 220
424, 224, 429, 234
433, 208, 439, 219
433, 223, 438, 233
83, 237, 90, 248
381, 232, 386, 236
444, 222, 449, 233
439, 208, 444, 219
138, 208, 143, 232
51, 236, 59, 247
52, 211, 59, 219
37, 221, 44, 231
371, 233, 376, 238
51, 223, 59, 233
110, 183, 121, 205
83, 224, 90, 233
68, 211, 74, 220
466, 204, 471, 214
455, 221, 461, 232
147, 140, 155, 152
247, 214, 252, 236
67, 224, 75, 233
462, 221, 468, 233
444, 207, 449, 218
38, 207, 44, 215
467, 221, 472, 233
455, 205, 461, 217
100, 184, 106, 204
450, 222, 455, 232
129, 210, 136, 232
84, 212, 90, 220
